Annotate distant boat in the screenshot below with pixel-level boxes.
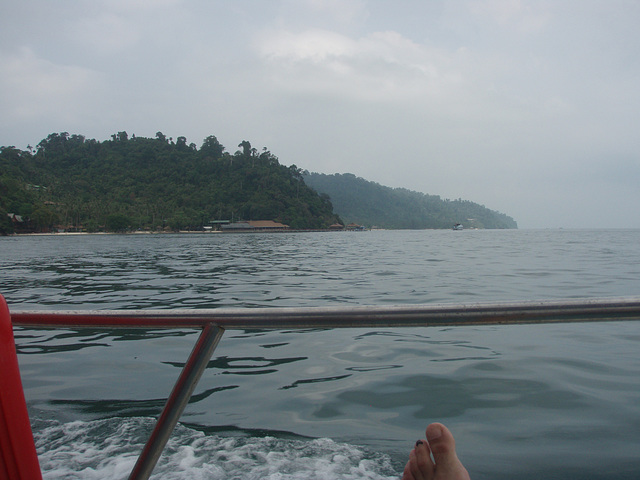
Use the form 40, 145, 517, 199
453, 223, 464, 230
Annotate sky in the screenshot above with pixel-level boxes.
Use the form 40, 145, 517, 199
1, 0, 639, 229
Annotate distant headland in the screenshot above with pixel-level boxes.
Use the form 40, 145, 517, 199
1, 132, 516, 235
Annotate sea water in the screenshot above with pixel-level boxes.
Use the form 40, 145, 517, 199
2, 229, 640, 479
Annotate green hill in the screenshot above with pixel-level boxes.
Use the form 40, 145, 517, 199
1, 131, 517, 235
0, 132, 341, 234
304, 172, 517, 229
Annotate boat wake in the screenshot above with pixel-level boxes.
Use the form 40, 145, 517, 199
33, 416, 399, 479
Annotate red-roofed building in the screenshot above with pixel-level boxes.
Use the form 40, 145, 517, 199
221, 220, 290, 232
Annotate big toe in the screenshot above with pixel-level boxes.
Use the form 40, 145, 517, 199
426, 423, 470, 480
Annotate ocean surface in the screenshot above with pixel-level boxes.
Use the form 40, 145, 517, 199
2, 229, 640, 480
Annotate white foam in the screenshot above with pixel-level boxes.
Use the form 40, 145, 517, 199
34, 417, 399, 479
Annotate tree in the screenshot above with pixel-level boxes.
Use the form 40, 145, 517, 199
31, 205, 59, 232
105, 213, 131, 232
168, 213, 190, 231
238, 140, 252, 158
176, 136, 188, 150
200, 136, 224, 159
0, 208, 14, 235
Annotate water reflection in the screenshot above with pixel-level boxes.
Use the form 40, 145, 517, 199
280, 374, 353, 390
14, 328, 196, 354
163, 355, 309, 376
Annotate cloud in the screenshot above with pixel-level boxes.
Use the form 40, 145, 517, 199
278, 0, 368, 25
72, 13, 142, 54
97, 0, 183, 13
304, 0, 368, 23
0, 47, 104, 124
256, 27, 468, 105
465, 0, 550, 33
259, 28, 357, 62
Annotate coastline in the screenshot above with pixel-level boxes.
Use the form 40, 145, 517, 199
6, 228, 371, 237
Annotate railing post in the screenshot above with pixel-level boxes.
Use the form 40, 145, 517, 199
128, 323, 225, 480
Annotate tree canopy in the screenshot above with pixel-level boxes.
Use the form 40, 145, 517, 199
0, 132, 341, 233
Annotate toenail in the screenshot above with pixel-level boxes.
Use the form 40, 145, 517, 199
426, 425, 443, 441
415, 440, 424, 447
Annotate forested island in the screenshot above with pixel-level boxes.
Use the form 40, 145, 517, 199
304, 173, 518, 230
1, 131, 516, 234
0, 132, 341, 234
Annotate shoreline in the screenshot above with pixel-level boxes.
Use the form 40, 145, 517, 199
6, 228, 372, 237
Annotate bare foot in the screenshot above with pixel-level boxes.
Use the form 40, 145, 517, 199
401, 423, 470, 480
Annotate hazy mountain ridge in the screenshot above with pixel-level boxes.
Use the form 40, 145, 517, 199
304, 172, 517, 229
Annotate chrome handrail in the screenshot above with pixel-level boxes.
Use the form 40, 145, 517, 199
11, 297, 640, 329
10, 297, 640, 480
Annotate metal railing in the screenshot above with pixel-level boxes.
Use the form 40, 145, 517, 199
10, 297, 640, 480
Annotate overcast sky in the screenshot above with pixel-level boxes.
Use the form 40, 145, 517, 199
2, 0, 639, 228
